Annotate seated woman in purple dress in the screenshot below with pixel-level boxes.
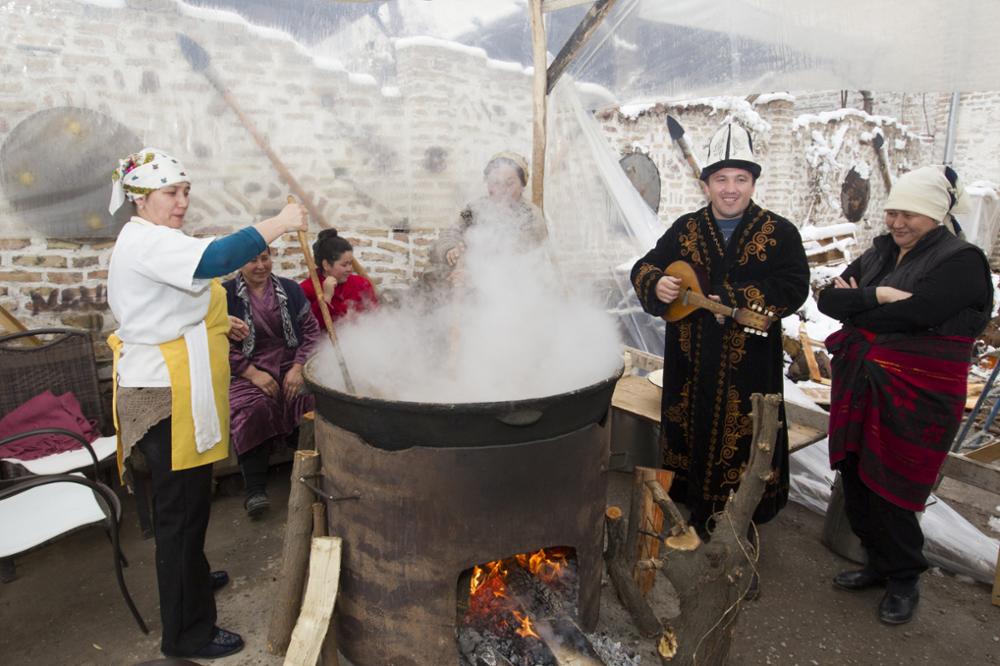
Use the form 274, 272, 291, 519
224, 249, 321, 518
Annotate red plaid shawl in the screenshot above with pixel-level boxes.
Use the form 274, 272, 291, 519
826, 327, 973, 511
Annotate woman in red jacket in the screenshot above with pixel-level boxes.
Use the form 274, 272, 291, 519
299, 228, 377, 330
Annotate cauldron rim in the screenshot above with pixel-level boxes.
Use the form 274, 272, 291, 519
303, 357, 625, 413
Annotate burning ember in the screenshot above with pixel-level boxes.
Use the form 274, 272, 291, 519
458, 547, 605, 666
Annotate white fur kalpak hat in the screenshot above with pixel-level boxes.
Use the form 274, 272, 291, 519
701, 123, 762, 181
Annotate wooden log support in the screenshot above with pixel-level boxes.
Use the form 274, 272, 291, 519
604, 506, 662, 637
625, 467, 674, 594
268, 450, 322, 655
283, 537, 343, 666
652, 394, 782, 666
545, 0, 620, 94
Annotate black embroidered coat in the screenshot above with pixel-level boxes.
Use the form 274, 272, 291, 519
630, 201, 810, 526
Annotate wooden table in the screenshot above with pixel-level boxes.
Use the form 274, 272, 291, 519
611, 374, 828, 454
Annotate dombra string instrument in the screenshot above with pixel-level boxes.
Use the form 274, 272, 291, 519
660, 260, 775, 336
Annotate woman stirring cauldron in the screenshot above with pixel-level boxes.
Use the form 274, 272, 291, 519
106, 147, 306, 659
429, 151, 548, 285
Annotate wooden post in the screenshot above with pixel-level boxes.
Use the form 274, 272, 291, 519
650, 394, 782, 666
625, 467, 674, 594
283, 537, 343, 666
530, 0, 547, 210
268, 450, 322, 655
604, 506, 662, 637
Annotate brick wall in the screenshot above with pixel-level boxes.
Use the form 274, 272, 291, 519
2, 1, 998, 334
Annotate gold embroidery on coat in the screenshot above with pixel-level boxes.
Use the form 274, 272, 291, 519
739, 284, 766, 311
727, 326, 747, 366
679, 217, 703, 266
678, 321, 691, 356
738, 215, 777, 266
665, 380, 689, 426
718, 386, 753, 489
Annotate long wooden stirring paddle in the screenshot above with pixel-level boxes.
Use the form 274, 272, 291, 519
289, 195, 357, 394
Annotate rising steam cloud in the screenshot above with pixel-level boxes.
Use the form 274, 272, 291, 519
309, 218, 623, 403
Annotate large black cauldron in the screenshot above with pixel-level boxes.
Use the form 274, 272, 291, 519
303, 360, 623, 450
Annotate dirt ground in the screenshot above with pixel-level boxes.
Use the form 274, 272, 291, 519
1, 465, 998, 666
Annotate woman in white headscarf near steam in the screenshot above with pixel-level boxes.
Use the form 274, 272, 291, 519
818, 165, 993, 626
106, 148, 306, 659
429, 151, 548, 285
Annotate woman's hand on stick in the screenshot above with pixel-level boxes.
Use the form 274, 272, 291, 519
254, 203, 308, 243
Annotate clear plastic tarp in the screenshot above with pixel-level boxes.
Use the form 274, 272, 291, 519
2, 0, 998, 579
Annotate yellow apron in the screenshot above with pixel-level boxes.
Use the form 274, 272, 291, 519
109, 280, 231, 476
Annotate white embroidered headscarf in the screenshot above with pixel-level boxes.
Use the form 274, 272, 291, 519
109, 147, 190, 214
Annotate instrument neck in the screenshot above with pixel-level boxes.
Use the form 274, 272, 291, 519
683, 289, 734, 318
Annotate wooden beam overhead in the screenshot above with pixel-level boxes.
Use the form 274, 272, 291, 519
546, 0, 619, 94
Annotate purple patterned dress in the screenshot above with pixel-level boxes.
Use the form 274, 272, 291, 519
229, 284, 320, 455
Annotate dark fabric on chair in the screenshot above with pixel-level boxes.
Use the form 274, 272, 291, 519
0, 390, 100, 460
0, 329, 105, 433
137, 418, 217, 656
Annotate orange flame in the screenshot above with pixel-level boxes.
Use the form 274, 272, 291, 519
515, 548, 568, 584
470, 559, 507, 596
513, 611, 540, 639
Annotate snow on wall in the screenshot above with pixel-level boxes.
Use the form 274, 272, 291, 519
0, 0, 535, 330
595, 95, 927, 252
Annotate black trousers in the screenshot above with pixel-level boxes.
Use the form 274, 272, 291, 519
238, 442, 270, 497
137, 418, 217, 655
839, 454, 927, 590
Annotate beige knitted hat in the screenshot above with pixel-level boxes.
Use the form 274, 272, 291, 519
884, 165, 968, 224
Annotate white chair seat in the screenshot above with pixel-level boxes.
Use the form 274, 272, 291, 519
1, 435, 116, 475
0, 472, 106, 558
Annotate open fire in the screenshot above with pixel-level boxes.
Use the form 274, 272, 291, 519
458, 547, 604, 666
